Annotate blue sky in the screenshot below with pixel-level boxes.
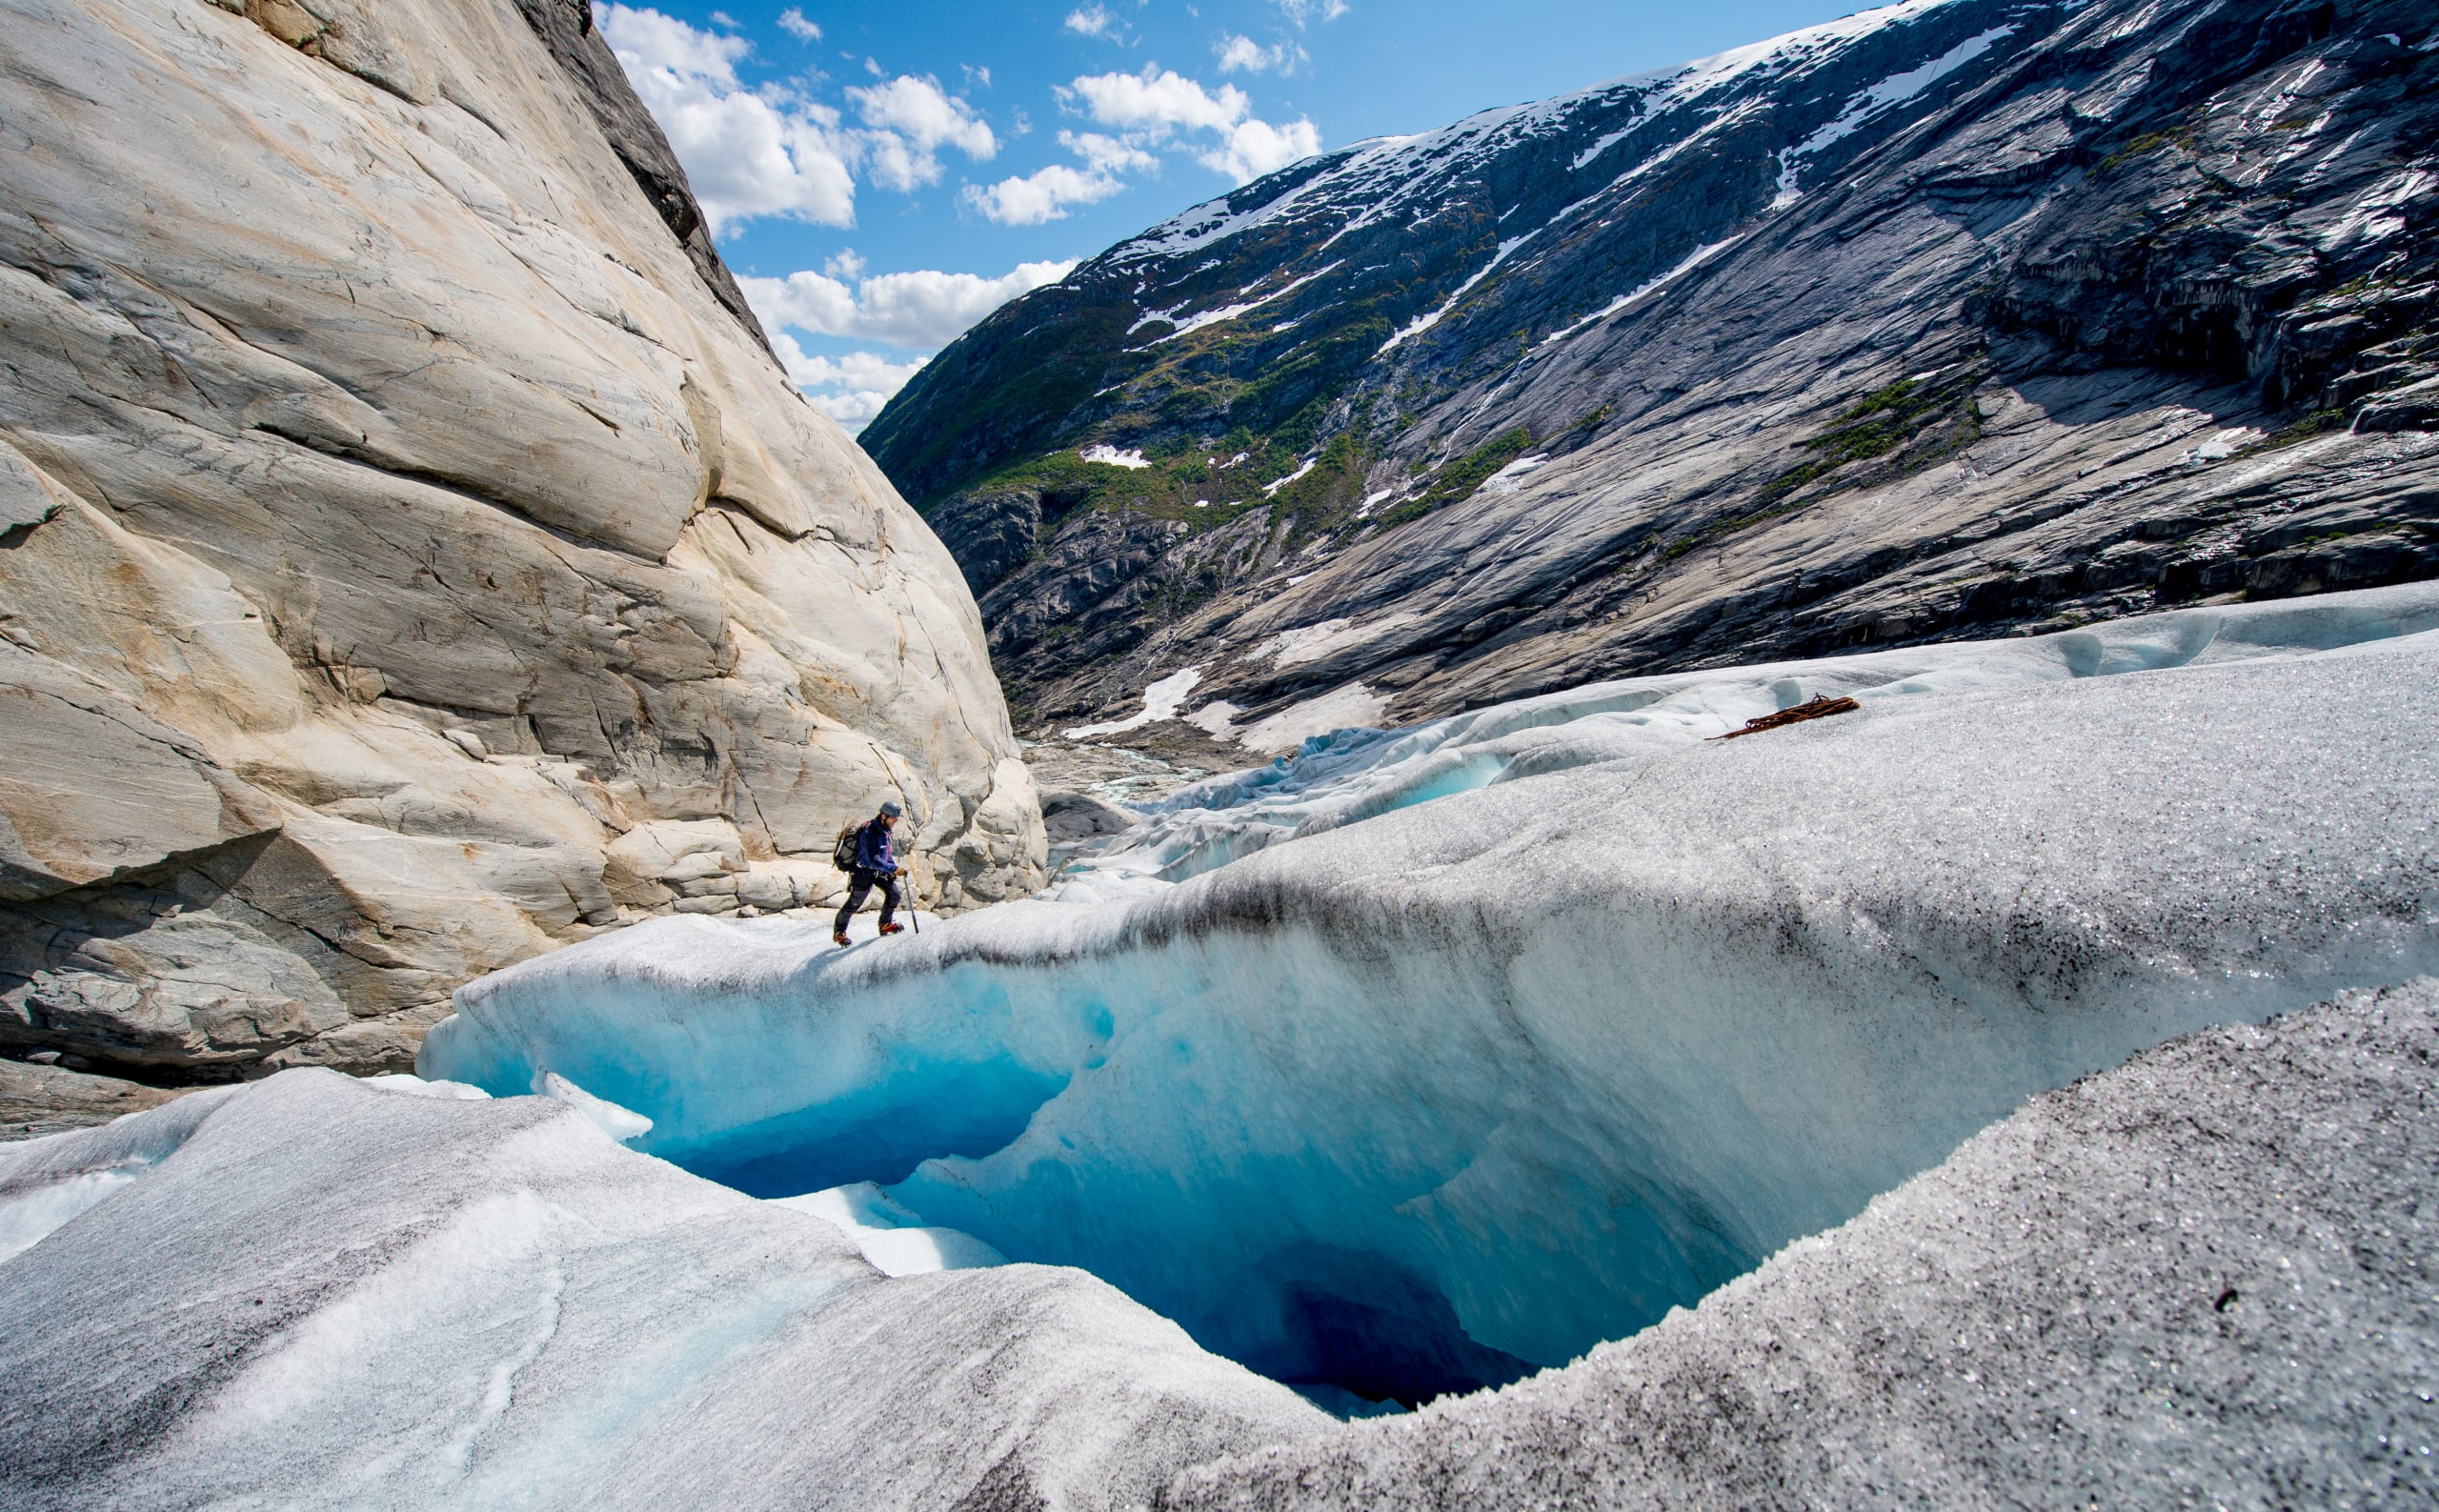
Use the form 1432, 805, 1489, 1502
598, 0, 1885, 429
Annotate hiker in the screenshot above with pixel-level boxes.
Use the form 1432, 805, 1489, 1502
833, 800, 908, 945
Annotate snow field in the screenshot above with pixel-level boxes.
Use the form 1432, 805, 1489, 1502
425, 585, 2439, 1404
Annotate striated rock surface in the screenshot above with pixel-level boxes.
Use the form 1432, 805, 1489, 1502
0, 0, 1045, 1083
0, 1059, 197, 1142
867, 0, 2439, 737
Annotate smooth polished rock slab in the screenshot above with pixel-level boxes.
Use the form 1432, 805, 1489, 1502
0, 0, 1045, 1079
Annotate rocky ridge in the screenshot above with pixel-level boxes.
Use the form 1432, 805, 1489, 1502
869, 0, 2439, 740
0, 0, 1045, 1090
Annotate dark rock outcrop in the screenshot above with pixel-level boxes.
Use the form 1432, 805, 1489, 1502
507, 0, 775, 353
930, 487, 1045, 596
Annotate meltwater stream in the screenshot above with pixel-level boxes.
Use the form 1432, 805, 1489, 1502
423, 587, 2439, 1407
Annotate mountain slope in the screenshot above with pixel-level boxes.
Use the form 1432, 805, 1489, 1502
867, 0, 2439, 740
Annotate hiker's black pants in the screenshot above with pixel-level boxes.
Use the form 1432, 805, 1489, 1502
835, 869, 899, 934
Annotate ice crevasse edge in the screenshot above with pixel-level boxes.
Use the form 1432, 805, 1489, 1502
422, 584, 2439, 1403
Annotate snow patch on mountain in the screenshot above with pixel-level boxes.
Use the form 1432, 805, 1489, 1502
1787, 23, 2018, 166
1063, 666, 1205, 738
1541, 237, 1742, 345
1378, 233, 1538, 355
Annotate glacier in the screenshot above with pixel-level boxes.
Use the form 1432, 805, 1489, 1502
421, 583, 2439, 1405
0, 1069, 1327, 1511
1055, 582, 2439, 896
1161, 978, 2439, 1510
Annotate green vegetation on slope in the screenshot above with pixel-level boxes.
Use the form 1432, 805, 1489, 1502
1371, 427, 1535, 531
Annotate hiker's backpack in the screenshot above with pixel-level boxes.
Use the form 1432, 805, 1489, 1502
831, 821, 865, 874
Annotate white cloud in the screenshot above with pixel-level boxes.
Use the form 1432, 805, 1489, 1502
1200, 115, 1322, 181
742, 258, 1078, 349
1275, 0, 1349, 26
1217, 33, 1270, 72
1058, 66, 1322, 186
755, 260, 1079, 430
963, 131, 1155, 225
1065, 66, 1248, 133
776, 7, 818, 41
1065, 5, 1123, 39
1063, 130, 1161, 176
965, 163, 1126, 226
1216, 33, 1299, 73
769, 333, 927, 431
600, 4, 856, 230
847, 74, 998, 191
598, 9, 1000, 231
599, 4, 752, 84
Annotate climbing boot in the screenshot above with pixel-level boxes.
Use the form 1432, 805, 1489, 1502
832, 931, 850, 947
877, 921, 906, 936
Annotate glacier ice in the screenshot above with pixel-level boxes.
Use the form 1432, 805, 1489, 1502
0, 1069, 1327, 1510
1053, 582, 2439, 897
535, 1068, 654, 1141
775, 1181, 1010, 1277
1161, 979, 2439, 1510
0, 1084, 241, 1265
423, 584, 2439, 1404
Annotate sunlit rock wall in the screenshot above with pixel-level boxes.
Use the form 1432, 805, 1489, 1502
0, 0, 1045, 1080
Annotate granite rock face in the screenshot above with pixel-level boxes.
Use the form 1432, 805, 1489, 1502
0, 0, 1045, 1081
0, 1059, 197, 1142
867, 0, 2439, 736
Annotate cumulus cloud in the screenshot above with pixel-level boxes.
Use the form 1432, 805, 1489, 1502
1275, 0, 1349, 25
598, 7, 997, 232
751, 260, 1078, 430
847, 74, 998, 191
1064, 5, 1124, 39
963, 131, 1155, 225
776, 7, 818, 41
602, 4, 752, 78
997, 133, 1156, 224
1215, 33, 1302, 74
1064, 66, 1248, 133
602, 5, 855, 230
768, 334, 927, 429
741, 258, 1077, 349
1056, 66, 1322, 187
965, 63, 1321, 220
1199, 114, 1322, 181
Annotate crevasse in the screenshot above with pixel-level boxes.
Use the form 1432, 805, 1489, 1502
422, 584, 2439, 1405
